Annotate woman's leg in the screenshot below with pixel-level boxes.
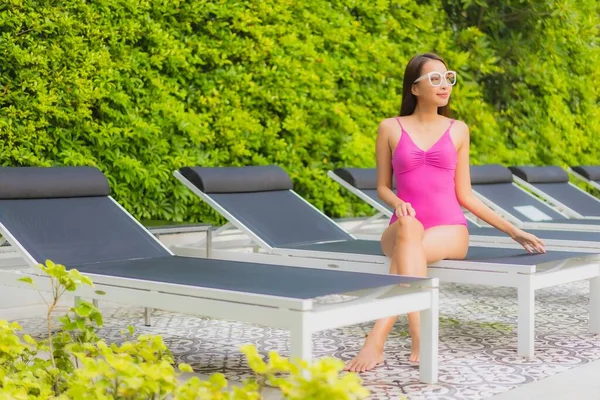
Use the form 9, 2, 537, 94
344, 222, 469, 373
344, 216, 426, 372
421, 225, 469, 264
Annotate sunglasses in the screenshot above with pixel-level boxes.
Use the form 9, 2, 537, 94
413, 71, 457, 87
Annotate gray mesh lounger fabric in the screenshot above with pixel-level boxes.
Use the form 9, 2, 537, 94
521, 182, 600, 217
473, 182, 567, 221
179, 166, 352, 248
0, 196, 169, 266
510, 166, 600, 217
180, 164, 352, 248
210, 191, 352, 247
468, 225, 600, 241
289, 240, 592, 266
73, 256, 419, 300
461, 247, 592, 265
475, 184, 600, 226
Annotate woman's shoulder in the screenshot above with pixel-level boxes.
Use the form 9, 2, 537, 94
450, 118, 470, 136
379, 116, 401, 127
377, 117, 401, 135
450, 118, 468, 128
448, 119, 470, 148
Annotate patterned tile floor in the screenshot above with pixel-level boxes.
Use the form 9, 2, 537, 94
13, 281, 600, 400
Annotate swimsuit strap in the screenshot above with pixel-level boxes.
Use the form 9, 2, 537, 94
394, 117, 403, 130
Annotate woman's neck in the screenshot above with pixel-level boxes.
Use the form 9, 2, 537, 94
412, 103, 440, 124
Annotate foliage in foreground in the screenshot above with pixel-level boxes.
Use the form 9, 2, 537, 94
0, 260, 369, 399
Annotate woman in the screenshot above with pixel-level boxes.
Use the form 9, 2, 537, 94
344, 53, 546, 373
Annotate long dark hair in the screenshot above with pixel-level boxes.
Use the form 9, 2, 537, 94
399, 53, 452, 117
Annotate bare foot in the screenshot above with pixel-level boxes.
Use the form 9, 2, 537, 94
344, 341, 385, 373
409, 335, 419, 363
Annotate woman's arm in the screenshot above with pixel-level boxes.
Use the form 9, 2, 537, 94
376, 119, 415, 217
453, 121, 545, 253
453, 123, 517, 235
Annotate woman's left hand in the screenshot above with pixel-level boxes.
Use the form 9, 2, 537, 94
511, 229, 546, 254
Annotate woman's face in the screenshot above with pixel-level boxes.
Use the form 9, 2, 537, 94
411, 60, 454, 108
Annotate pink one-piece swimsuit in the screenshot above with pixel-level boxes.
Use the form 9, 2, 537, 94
389, 117, 467, 230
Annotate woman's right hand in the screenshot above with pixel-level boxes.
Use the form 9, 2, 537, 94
510, 228, 546, 254
395, 202, 416, 218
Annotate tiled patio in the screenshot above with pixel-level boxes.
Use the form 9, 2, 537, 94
11, 280, 600, 399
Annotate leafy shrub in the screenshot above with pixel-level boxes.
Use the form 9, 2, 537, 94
0, 0, 597, 222
0, 0, 500, 222
443, 0, 600, 165
0, 260, 369, 399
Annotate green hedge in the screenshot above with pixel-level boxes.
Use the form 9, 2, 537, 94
0, 0, 598, 223
443, 0, 600, 165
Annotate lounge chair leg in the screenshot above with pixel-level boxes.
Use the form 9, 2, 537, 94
206, 228, 212, 259
419, 288, 439, 384
290, 319, 312, 363
590, 276, 600, 334
145, 307, 152, 327
517, 282, 535, 358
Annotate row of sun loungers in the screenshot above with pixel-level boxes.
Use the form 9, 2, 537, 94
1, 163, 600, 385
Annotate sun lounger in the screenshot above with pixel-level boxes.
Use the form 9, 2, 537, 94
0, 166, 440, 382
509, 165, 600, 219
175, 165, 600, 357
329, 167, 600, 250
570, 165, 600, 192
471, 165, 600, 231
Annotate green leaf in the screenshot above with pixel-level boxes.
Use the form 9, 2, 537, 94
74, 302, 94, 317
18, 277, 34, 285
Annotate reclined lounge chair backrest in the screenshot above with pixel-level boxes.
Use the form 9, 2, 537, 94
572, 166, 600, 189
471, 165, 569, 222
510, 165, 600, 217
332, 168, 392, 213
178, 166, 353, 248
0, 167, 170, 266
